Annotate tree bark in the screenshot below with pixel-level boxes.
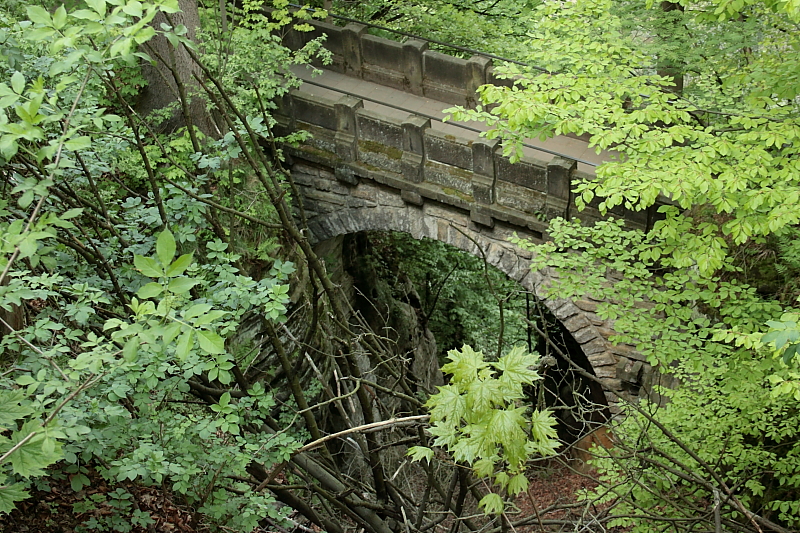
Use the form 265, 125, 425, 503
657, 1, 685, 95
137, 0, 216, 136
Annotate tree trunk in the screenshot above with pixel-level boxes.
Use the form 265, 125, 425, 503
657, 1, 685, 95
137, 0, 217, 136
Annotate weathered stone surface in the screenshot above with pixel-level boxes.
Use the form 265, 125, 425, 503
600, 378, 623, 392
594, 366, 617, 378
496, 181, 546, 215
572, 326, 598, 345
609, 343, 647, 362
547, 156, 576, 201
595, 326, 617, 339
293, 92, 338, 130
334, 166, 358, 186
470, 209, 493, 228
277, 80, 658, 394
401, 152, 424, 184
563, 314, 591, 334
402, 40, 428, 95
422, 51, 469, 105
588, 350, 618, 367
581, 338, 607, 355
424, 131, 472, 170
357, 110, 404, 148
402, 116, 430, 155
466, 55, 491, 102
341, 23, 366, 76
472, 176, 494, 205
401, 190, 423, 206
303, 189, 347, 206
617, 359, 643, 384
552, 300, 579, 321
496, 155, 547, 192
375, 187, 405, 208
472, 138, 498, 178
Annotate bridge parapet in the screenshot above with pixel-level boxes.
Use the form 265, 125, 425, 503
276, 89, 659, 232
282, 20, 496, 107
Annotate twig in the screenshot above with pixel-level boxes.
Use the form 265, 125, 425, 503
0, 374, 99, 465
295, 415, 430, 454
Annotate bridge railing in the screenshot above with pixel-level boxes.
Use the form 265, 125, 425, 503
281, 19, 510, 108
276, 89, 658, 232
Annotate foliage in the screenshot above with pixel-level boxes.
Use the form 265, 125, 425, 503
331, 0, 540, 60
0, 0, 316, 528
367, 231, 533, 359
513, 218, 800, 530
409, 345, 559, 514
449, 0, 800, 275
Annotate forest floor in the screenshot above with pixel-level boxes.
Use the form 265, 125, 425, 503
514, 460, 606, 532
0, 460, 600, 533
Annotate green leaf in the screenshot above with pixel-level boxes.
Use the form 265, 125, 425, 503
123, 338, 138, 362
156, 229, 176, 266
10, 72, 24, 95
133, 25, 156, 44
478, 493, 504, 515
64, 136, 91, 151
407, 446, 434, 464
165, 253, 192, 277
426, 384, 467, 424
122, 0, 143, 17
167, 277, 198, 295
472, 457, 496, 478
60, 208, 83, 220
218, 391, 231, 407
507, 473, 529, 496
192, 310, 227, 327
175, 330, 194, 362
52, 5, 67, 30
0, 390, 34, 431
1, 422, 62, 477
496, 346, 541, 388
0, 481, 30, 514
26, 6, 51, 25
197, 330, 225, 354
783, 344, 799, 365
184, 304, 212, 320
136, 282, 163, 299
159, 0, 180, 13
85, 0, 106, 16
441, 345, 490, 387
134, 255, 163, 278
109, 37, 132, 58
70, 473, 91, 492
161, 322, 182, 346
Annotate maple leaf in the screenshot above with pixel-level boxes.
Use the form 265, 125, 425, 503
441, 345, 491, 386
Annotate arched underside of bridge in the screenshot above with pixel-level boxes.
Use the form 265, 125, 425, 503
293, 161, 651, 411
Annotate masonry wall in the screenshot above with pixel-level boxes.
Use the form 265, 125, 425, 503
276, 89, 665, 235
281, 20, 491, 107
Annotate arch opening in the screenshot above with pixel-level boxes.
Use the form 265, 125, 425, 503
315, 228, 611, 449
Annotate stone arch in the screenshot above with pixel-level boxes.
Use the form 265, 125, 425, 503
295, 163, 640, 412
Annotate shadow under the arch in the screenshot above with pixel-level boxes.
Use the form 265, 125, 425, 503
320, 229, 612, 448
532, 305, 611, 446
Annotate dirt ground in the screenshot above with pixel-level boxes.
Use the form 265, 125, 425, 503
0, 460, 603, 533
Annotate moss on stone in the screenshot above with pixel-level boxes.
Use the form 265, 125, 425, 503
359, 140, 403, 160
441, 186, 474, 203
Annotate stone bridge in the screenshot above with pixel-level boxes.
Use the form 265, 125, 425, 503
274, 18, 668, 408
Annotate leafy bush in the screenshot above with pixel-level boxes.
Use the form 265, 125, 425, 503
410, 345, 559, 515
